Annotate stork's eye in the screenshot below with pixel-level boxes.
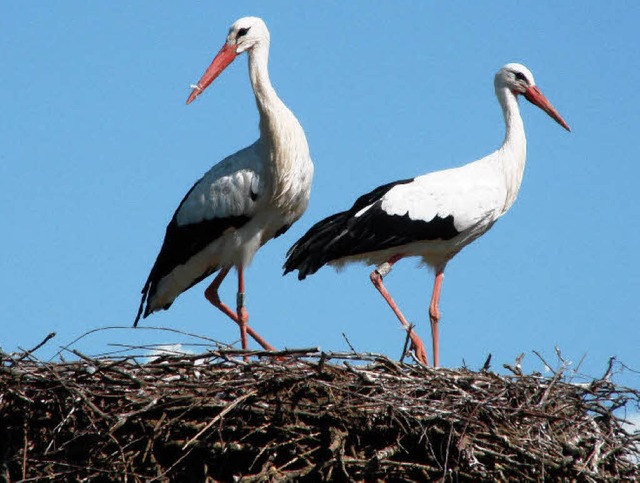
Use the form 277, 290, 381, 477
237, 27, 250, 39
514, 71, 528, 83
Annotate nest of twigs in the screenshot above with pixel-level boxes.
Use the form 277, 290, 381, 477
1, 339, 639, 482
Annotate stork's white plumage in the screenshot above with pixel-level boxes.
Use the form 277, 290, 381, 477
284, 63, 569, 367
135, 17, 314, 352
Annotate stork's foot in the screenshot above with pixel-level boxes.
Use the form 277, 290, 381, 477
204, 283, 278, 355
406, 328, 429, 365
233, 304, 278, 354
369, 260, 431, 366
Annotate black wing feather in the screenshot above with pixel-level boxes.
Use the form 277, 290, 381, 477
135, 214, 251, 325
284, 177, 459, 280
134, 180, 252, 326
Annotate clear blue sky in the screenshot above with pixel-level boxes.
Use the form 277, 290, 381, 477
2, 3, 639, 387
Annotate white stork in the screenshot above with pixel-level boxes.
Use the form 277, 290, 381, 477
135, 17, 314, 353
284, 63, 569, 367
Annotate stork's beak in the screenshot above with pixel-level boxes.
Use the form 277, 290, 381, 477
186, 44, 238, 105
523, 86, 571, 132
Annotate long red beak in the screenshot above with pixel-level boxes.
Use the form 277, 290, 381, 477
186, 44, 238, 105
523, 86, 571, 132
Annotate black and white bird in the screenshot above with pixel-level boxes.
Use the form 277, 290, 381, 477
284, 63, 569, 367
135, 17, 314, 352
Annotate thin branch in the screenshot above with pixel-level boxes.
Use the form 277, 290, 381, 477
14, 332, 56, 363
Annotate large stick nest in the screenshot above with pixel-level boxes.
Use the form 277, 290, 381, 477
1, 342, 638, 482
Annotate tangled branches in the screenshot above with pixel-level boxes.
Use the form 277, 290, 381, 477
1, 346, 638, 481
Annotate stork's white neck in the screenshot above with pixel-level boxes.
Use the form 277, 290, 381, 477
495, 86, 527, 213
246, 43, 311, 206
247, 44, 295, 138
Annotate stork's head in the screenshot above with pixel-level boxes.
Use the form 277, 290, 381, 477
225, 17, 270, 54
495, 63, 570, 131
186, 17, 270, 105
495, 63, 536, 95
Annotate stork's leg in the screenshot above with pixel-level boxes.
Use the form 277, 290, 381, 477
429, 271, 444, 368
204, 267, 237, 320
236, 266, 249, 352
204, 267, 276, 352
369, 255, 430, 365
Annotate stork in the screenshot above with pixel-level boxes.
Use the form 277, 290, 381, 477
284, 63, 569, 367
135, 17, 314, 353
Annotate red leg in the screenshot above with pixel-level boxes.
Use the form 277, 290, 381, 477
369, 255, 430, 365
204, 267, 277, 352
204, 267, 236, 320
236, 266, 248, 352
429, 271, 444, 368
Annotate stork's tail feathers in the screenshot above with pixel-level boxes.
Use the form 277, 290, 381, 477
285, 178, 418, 280
283, 212, 346, 280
